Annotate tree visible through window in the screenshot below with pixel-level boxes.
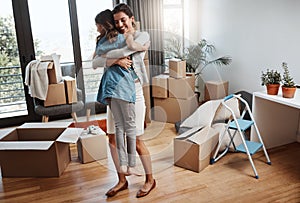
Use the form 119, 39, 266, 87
0, 16, 19, 67
0, 7, 27, 118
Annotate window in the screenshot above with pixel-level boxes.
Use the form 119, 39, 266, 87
0, 0, 116, 125
76, 0, 113, 62
163, 0, 185, 59
76, 0, 113, 102
28, 0, 74, 63
0, 0, 27, 119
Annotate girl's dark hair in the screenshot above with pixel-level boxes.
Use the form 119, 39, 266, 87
112, 3, 136, 28
95, 9, 118, 41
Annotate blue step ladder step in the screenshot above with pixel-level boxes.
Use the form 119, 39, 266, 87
229, 119, 254, 131
236, 140, 263, 155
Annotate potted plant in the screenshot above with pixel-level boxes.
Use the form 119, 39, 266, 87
281, 62, 296, 98
165, 38, 232, 101
261, 69, 281, 95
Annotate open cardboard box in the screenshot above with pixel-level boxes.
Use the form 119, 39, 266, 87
174, 126, 219, 173
77, 128, 107, 164
0, 122, 83, 178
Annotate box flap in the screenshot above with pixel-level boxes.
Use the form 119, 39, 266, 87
0, 141, 54, 150
57, 128, 84, 144
18, 122, 71, 129
0, 128, 15, 140
176, 127, 202, 140
187, 127, 218, 145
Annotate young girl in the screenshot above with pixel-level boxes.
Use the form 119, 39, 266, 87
94, 9, 149, 176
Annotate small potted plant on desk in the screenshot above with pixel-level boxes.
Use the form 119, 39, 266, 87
261, 69, 281, 95
281, 62, 296, 98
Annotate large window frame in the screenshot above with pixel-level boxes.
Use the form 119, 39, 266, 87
0, 0, 116, 128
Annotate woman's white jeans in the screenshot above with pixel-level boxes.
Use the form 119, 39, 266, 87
107, 82, 146, 136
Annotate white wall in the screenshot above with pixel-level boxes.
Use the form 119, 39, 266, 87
195, 0, 300, 93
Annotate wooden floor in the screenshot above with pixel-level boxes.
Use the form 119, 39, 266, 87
0, 121, 299, 203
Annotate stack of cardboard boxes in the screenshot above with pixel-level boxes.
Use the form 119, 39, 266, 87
152, 59, 199, 123
42, 55, 77, 107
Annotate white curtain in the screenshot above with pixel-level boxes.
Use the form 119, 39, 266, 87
127, 0, 165, 77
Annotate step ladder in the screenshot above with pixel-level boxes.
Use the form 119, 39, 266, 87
210, 94, 271, 179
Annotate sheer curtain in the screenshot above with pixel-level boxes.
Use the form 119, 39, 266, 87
127, 0, 165, 77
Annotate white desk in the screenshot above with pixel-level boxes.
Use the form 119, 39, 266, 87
251, 89, 300, 149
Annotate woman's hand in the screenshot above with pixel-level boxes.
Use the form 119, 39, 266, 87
116, 57, 133, 70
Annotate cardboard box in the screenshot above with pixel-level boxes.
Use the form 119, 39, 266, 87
63, 76, 77, 104
152, 74, 169, 98
169, 59, 186, 78
43, 54, 63, 84
153, 95, 198, 123
77, 129, 107, 164
168, 73, 195, 99
44, 82, 67, 107
0, 122, 83, 177
174, 126, 219, 173
204, 81, 229, 101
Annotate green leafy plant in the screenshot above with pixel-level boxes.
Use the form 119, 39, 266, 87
261, 69, 281, 86
164, 38, 232, 100
281, 62, 295, 87
164, 38, 232, 75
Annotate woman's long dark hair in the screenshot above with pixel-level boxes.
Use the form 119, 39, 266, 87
95, 9, 118, 41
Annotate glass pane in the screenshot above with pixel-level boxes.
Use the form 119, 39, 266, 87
164, 0, 182, 5
28, 0, 74, 63
77, 0, 113, 61
76, 0, 113, 102
164, 8, 183, 35
0, 0, 28, 118
164, 7, 183, 59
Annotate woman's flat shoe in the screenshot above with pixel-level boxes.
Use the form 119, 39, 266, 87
136, 179, 156, 198
105, 181, 128, 197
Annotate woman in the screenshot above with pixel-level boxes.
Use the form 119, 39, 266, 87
92, 3, 156, 198
94, 9, 149, 176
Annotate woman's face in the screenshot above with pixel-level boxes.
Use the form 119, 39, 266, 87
113, 11, 134, 34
